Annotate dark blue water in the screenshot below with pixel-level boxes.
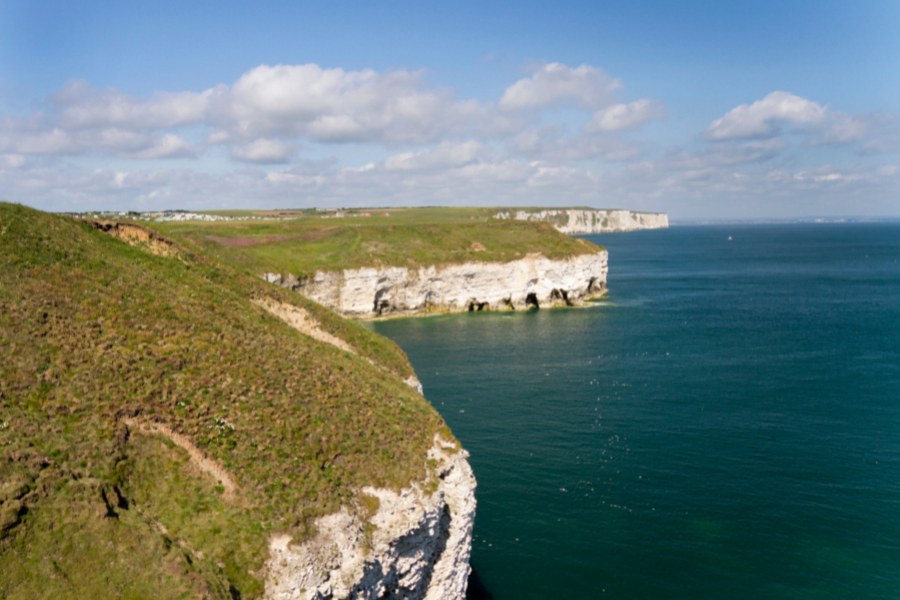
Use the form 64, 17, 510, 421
367, 224, 900, 600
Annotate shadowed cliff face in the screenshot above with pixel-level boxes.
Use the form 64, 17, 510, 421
465, 570, 493, 600
264, 251, 608, 319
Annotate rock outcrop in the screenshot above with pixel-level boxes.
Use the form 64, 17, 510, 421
264, 251, 608, 319
492, 208, 668, 234
264, 437, 476, 600
90, 219, 183, 258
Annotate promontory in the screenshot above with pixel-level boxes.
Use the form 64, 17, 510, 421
0, 203, 665, 599
148, 206, 657, 319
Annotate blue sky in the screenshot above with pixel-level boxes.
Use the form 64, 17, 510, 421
1, 0, 898, 218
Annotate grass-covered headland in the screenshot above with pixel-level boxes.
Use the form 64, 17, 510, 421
152, 207, 602, 280
0, 203, 448, 599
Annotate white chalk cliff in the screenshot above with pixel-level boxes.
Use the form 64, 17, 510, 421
492, 208, 668, 234
264, 251, 608, 319
265, 437, 476, 600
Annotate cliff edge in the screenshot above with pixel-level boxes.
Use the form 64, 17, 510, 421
264, 250, 608, 319
150, 215, 609, 319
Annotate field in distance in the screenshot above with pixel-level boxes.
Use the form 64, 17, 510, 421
196, 206, 597, 222
153, 208, 603, 279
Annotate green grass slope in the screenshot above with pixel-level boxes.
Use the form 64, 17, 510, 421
153, 213, 603, 280
0, 203, 446, 599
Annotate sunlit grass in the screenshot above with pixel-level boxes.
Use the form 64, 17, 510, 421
0, 202, 446, 598
153, 209, 603, 279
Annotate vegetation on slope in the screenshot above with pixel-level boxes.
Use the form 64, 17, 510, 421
153, 212, 603, 280
0, 203, 445, 599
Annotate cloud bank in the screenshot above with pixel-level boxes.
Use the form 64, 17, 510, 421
0, 63, 897, 217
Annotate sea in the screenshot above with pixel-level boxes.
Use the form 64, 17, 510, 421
366, 223, 900, 600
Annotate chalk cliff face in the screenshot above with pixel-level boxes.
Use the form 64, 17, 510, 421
264, 251, 608, 319
492, 208, 668, 234
265, 438, 476, 600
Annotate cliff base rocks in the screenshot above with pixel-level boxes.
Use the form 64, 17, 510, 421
265, 437, 476, 600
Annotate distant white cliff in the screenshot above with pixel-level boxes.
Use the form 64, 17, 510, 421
264, 251, 608, 319
492, 208, 668, 234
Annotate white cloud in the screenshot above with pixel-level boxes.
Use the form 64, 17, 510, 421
0, 128, 78, 155
860, 136, 900, 155
499, 63, 621, 111
0, 61, 648, 165
0, 122, 203, 159
704, 92, 899, 159
704, 91, 827, 140
3, 63, 897, 217
54, 79, 210, 130
791, 165, 869, 185
217, 64, 486, 144
814, 112, 872, 144
665, 139, 786, 170
11, 64, 518, 157
0, 154, 27, 168
383, 141, 492, 172
131, 134, 202, 160
525, 164, 592, 188
206, 129, 231, 144
813, 112, 899, 152
230, 138, 296, 164
507, 127, 551, 156
4, 148, 898, 219
506, 125, 644, 163
90, 128, 150, 153
584, 99, 666, 132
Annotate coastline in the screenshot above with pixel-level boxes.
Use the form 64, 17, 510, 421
263, 250, 609, 320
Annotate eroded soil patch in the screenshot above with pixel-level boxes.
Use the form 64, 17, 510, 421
91, 221, 181, 258
253, 298, 356, 355
120, 417, 239, 500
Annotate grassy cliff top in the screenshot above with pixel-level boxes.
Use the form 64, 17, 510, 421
153, 214, 603, 279
192, 206, 638, 220
0, 203, 446, 599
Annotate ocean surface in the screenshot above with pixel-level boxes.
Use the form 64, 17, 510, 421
367, 223, 900, 600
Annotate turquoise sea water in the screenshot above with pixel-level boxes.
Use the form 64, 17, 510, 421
367, 224, 900, 600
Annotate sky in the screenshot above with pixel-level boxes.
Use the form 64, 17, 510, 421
1, 0, 898, 219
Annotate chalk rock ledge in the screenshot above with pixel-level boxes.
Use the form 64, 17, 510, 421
264, 251, 608, 319
264, 438, 476, 600
492, 208, 668, 234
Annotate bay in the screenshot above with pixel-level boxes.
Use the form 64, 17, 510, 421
367, 223, 900, 600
